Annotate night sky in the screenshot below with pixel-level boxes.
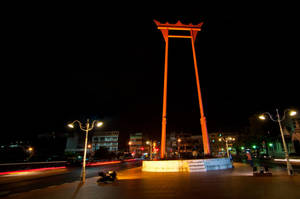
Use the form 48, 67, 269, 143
2, 8, 299, 144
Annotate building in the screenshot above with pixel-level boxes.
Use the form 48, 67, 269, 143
167, 132, 203, 158
129, 132, 143, 156
129, 132, 150, 157
292, 119, 300, 153
92, 131, 119, 152
65, 134, 79, 152
65, 133, 84, 153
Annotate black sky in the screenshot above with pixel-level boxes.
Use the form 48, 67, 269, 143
2, 8, 299, 143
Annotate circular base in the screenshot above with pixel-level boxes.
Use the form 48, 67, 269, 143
142, 158, 232, 172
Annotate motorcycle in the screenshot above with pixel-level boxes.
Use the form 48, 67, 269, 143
97, 171, 117, 183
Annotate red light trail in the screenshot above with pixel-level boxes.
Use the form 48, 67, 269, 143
0, 166, 66, 176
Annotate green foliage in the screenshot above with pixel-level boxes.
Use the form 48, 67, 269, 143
234, 114, 279, 151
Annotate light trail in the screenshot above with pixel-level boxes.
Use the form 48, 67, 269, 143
0, 166, 66, 176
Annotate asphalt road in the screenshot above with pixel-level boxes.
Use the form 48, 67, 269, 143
0, 160, 141, 197
3, 162, 300, 199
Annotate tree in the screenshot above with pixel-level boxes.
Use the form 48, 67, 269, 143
236, 114, 278, 156
283, 117, 300, 154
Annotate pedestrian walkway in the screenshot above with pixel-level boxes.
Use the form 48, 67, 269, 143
5, 163, 300, 199
228, 162, 289, 176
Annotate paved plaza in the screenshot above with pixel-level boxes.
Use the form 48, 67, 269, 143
4, 163, 300, 199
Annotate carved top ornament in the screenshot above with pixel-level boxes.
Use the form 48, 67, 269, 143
154, 20, 204, 31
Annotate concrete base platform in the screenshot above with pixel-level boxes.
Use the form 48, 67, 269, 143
142, 158, 233, 172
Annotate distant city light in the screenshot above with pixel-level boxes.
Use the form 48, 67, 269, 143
241, 146, 245, 150
268, 143, 273, 147
252, 145, 257, 149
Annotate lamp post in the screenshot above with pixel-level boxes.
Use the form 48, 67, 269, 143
218, 136, 235, 158
26, 147, 34, 161
68, 119, 103, 183
259, 109, 297, 176
177, 138, 181, 159
146, 141, 153, 160
128, 141, 132, 154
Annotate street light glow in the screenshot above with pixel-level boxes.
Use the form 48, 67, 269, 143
96, 121, 103, 127
66, 119, 103, 183
257, 109, 295, 176
289, 110, 297, 116
258, 115, 266, 120
268, 143, 273, 147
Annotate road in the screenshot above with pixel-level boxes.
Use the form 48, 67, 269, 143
0, 160, 141, 197
3, 162, 300, 199
2, 161, 300, 199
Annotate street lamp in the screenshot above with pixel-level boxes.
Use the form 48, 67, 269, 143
258, 109, 297, 176
177, 138, 181, 159
146, 141, 153, 160
218, 136, 235, 158
67, 119, 103, 183
26, 147, 34, 161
